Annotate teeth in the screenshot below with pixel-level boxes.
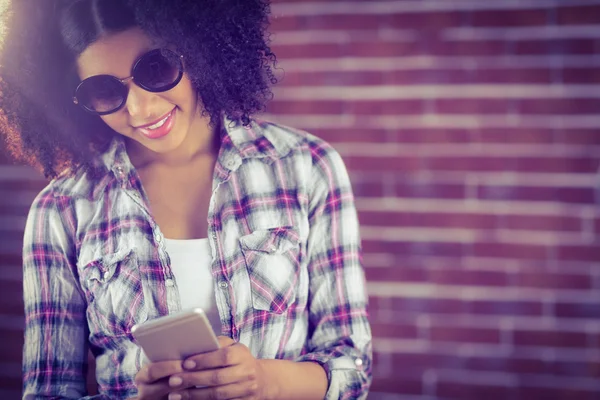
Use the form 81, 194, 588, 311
147, 113, 170, 130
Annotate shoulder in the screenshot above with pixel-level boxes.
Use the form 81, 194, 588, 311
30, 164, 111, 211
254, 119, 342, 163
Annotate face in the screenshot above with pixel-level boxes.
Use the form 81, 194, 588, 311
76, 27, 208, 158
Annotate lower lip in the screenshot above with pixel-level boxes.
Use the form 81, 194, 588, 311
138, 108, 176, 140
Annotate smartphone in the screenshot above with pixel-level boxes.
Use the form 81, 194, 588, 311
131, 308, 220, 363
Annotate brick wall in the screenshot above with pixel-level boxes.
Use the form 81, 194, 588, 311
266, 0, 600, 399
1, 0, 599, 399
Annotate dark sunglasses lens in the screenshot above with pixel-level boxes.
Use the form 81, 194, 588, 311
134, 49, 183, 92
77, 76, 126, 114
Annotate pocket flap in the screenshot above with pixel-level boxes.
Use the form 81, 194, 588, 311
239, 226, 300, 254
81, 248, 134, 283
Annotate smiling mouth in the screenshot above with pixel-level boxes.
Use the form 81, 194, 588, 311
136, 108, 177, 140
136, 108, 175, 130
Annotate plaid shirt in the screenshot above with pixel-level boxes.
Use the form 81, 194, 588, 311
22, 119, 372, 399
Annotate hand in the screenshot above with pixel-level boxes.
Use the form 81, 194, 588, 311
133, 359, 185, 399
165, 336, 270, 400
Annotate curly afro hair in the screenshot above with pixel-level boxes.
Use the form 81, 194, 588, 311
0, 0, 277, 178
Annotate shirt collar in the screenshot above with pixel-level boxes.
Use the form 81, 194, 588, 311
102, 115, 299, 175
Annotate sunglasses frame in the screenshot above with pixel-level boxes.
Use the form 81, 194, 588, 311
73, 48, 184, 116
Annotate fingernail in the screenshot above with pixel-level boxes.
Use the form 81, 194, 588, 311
169, 376, 183, 387
183, 360, 196, 370
169, 394, 182, 400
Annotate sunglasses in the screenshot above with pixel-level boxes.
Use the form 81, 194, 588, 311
73, 48, 184, 115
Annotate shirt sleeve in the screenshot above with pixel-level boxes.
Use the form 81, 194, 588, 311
294, 138, 373, 400
22, 189, 96, 400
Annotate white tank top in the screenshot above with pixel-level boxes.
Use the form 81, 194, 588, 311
164, 238, 221, 334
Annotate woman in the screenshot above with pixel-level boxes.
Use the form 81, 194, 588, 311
0, 0, 372, 399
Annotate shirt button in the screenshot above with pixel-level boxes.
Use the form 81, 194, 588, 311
211, 232, 217, 240
165, 279, 174, 287
355, 358, 363, 368
155, 233, 163, 243
219, 281, 228, 289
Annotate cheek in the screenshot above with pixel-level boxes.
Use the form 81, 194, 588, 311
100, 114, 130, 135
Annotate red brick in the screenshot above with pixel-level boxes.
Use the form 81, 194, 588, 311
391, 129, 473, 144
557, 5, 600, 25
434, 98, 512, 114
555, 129, 600, 145
345, 155, 422, 173
0, 253, 22, 265
371, 322, 419, 340
312, 128, 390, 144
469, 299, 543, 316
0, 329, 23, 362
465, 355, 543, 375
562, 67, 600, 84
362, 240, 465, 258
500, 214, 582, 232
514, 272, 593, 290
358, 210, 497, 230
362, 240, 411, 256
347, 100, 426, 116
555, 301, 600, 319
557, 244, 600, 262
270, 15, 310, 31
426, 155, 599, 174
352, 180, 385, 198
390, 351, 463, 372
351, 41, 420, 58
427, 267, 510, 287
474, 128, 556, 144
472, 241, 549, 260
477, 185, 596, 204
370, 375, 423, 396
437, 380, 516, 400
388, 10, 466, 30
271, 43, 346, 59
470, 9, 549, 27
430, 325, 502, 344
388, 68, 474, 85
364, 266, 428, 283
517, 385, 600, 400
391, 296, 466, 315
433, 39, 509, 57
0, 376, 21, 398
513, 328, 587, 348
396, 180, 466, 199
267, 100, 345, 115
0, 180, 46, 191
278, 70, 386, 87
474, 68, 554, 84
518, 98, 600, 115
0, 279, 23, 315
514, 38, 598, 55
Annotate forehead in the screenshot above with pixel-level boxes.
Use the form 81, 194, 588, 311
76, 27, 157, 79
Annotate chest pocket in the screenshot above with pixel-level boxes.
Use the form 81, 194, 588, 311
80, 249, 147, 338
239, 227, 301, 314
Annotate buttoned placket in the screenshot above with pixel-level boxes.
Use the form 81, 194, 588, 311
207, 151, 242, 338
114, 163, 182, 314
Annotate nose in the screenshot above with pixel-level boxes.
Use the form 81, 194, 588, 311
124, 83, 155, 121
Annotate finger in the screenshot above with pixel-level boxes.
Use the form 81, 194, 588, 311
216, 336, 235, 347
135, 360, 185, 384
184, 343, 247, 371
171, 380, 259, 400
168, 363, 255, 390
134, 378, 172, 399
